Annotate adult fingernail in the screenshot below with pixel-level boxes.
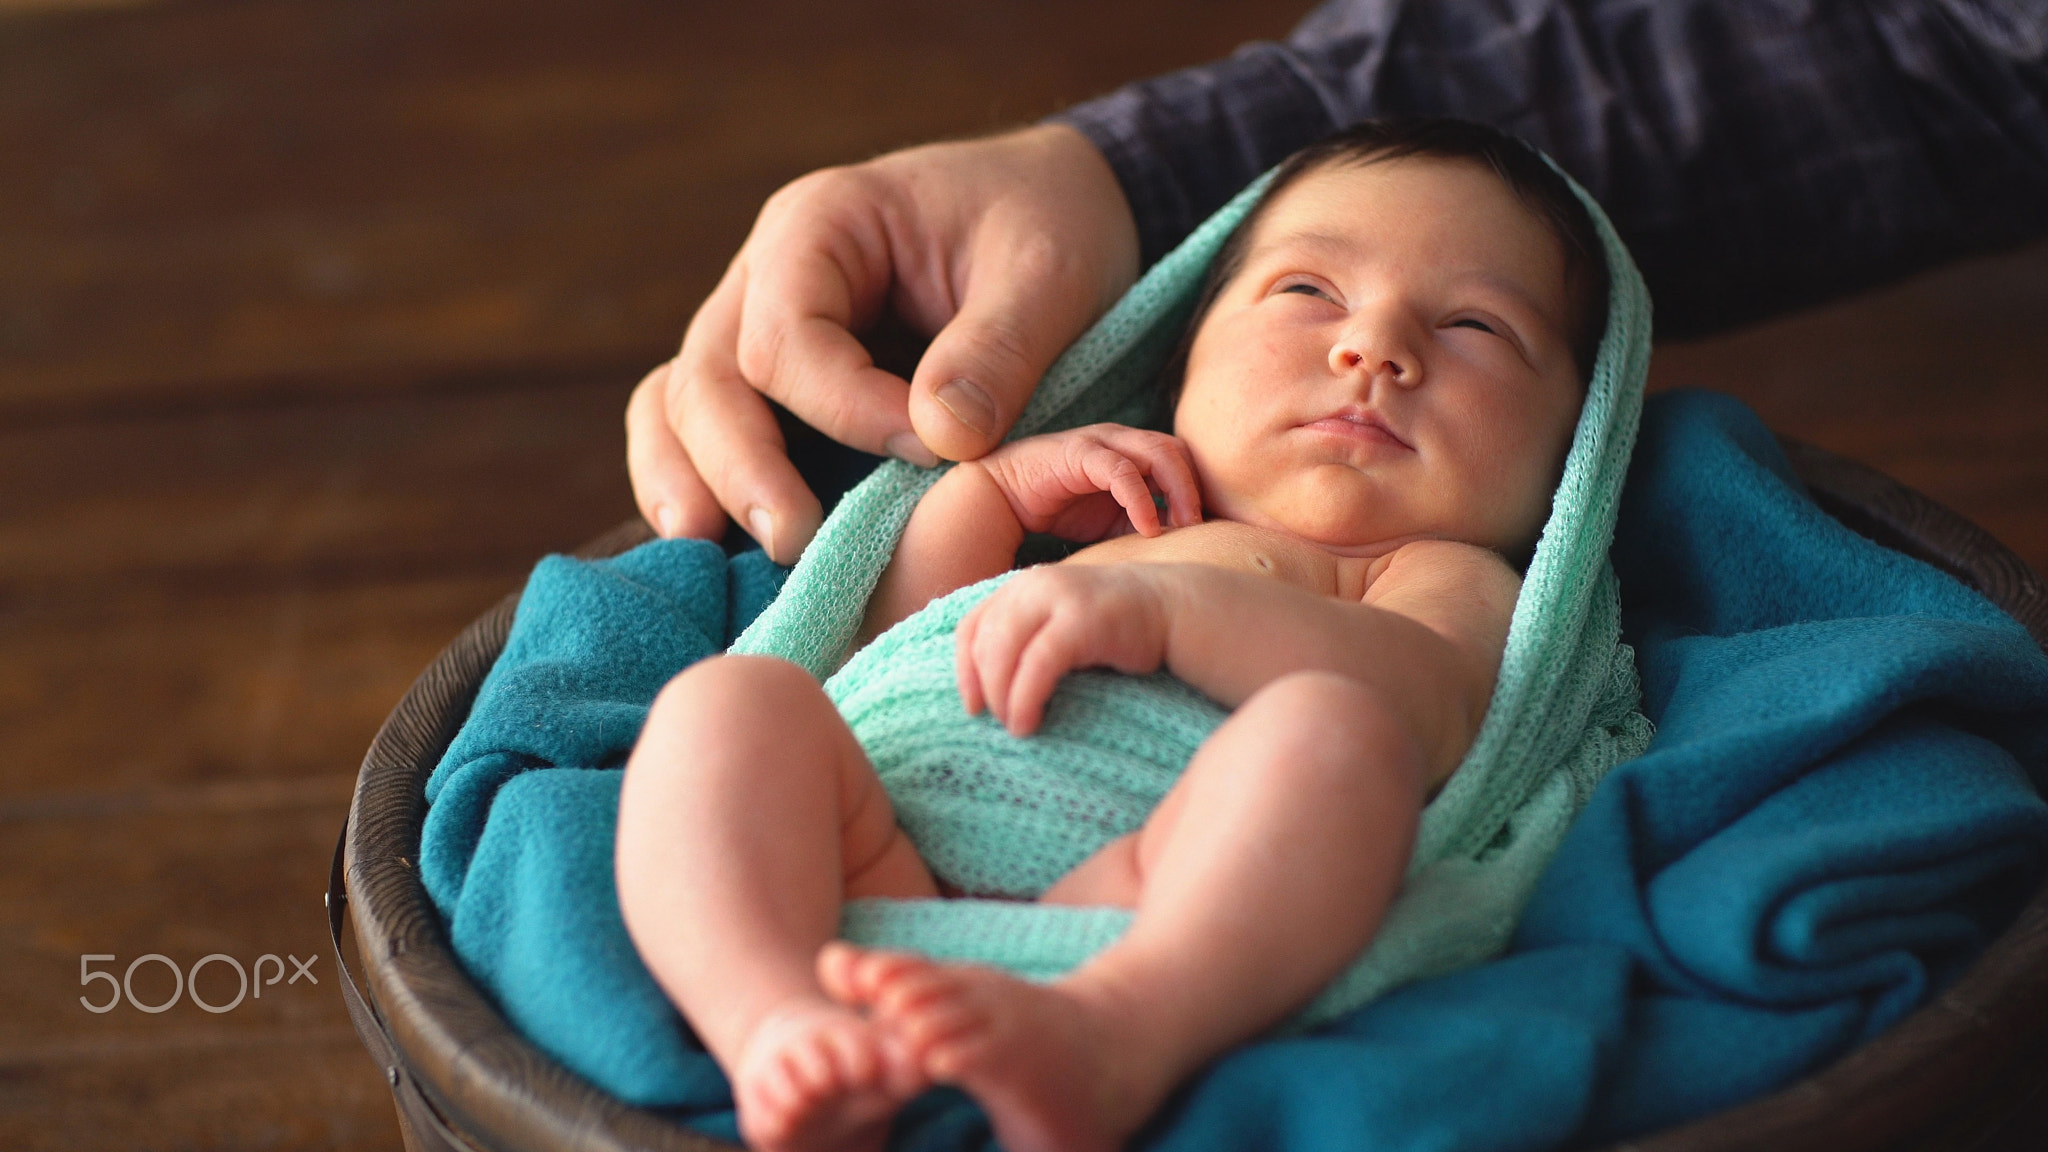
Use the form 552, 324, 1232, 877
935, 377, 998, 438
747, 507, 775, 554
885, 431, 940, 469
654, 504, 681, 537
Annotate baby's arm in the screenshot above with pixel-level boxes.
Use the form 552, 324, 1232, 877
850, 425, 1201, 652
958, 542, 1517, 786
854, 463, 1024, 652
1155, 545, 1516, 784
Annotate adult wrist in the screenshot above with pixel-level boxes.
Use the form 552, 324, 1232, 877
1014, 122, 1142, 313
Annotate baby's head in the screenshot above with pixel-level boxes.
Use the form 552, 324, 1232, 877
1163, 118, 1609, 563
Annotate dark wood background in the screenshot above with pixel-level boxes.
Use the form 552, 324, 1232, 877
0, 0, 2043, 1148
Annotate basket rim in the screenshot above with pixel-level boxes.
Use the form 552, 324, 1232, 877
340, 437, 2048, 1152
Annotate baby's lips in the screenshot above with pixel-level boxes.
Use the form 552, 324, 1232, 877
1301, 406, 1414, 450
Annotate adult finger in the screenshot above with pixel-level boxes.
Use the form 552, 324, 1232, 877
905, 233, 1106, 463
672, 264, 826, 564
735, 229, 940, 467
625, 361, 722, 540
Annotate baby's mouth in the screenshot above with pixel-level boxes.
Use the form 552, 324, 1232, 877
1300, 406, 1412, 450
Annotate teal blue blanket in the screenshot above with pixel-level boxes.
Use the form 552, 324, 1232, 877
419, 390, 2048, 1150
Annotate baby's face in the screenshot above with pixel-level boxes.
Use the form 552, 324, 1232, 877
1172, 157, 1588, 558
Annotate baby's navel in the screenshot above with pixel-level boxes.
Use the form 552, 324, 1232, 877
1251, 554, 1274, 573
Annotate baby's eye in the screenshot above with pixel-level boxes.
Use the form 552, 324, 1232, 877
1279, 282, 1331, 300
1449, 318, 1498, 336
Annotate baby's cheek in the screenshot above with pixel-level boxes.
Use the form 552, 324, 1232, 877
1465, 443, 1557, 552
1513, 457, 1571, 548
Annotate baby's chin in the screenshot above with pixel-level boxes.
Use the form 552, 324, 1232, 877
1222, 471, 1549, 559
1215, 490, 1424, 558
1212, 469, 1441, 553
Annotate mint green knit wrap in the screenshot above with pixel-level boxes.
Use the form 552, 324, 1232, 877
730, 161, 1655, 1027
825, 570, 1227, 899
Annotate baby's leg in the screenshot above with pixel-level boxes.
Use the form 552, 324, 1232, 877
821, 670, 1425, 1152
616, 654, 939, 1152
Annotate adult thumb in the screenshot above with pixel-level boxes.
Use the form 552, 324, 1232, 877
906, 261, 1100, 461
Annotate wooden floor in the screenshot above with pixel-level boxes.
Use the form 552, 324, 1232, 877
0, 1, 2043, 1149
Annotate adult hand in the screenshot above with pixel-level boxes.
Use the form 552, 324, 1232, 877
628, 123, 1140, 565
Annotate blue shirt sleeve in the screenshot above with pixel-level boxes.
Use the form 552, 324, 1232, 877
1048, 0, 2048, 337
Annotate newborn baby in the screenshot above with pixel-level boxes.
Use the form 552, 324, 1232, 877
615, 117, 1609, 1152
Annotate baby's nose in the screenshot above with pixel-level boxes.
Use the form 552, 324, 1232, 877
1330, 300, 1424, 385
1330, 344, 1416, 385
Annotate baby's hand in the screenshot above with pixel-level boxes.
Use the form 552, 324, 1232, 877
957, 564, 1170, 736
976, 424, 1201, 543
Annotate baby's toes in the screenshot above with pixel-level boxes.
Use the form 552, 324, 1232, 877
738, 1062, 800, 1144
919, 1017, 999, 1082
865, 969, 1000, 1078
844, 947, 931, 1008
871, 959, 966, 1018
890, 994, 982, 1053
819, 1020, 880, 1089
815, 941, 858, 1003
792, 1032, 850, 1099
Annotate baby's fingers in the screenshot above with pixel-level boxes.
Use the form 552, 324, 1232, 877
962, 592, 1045, 729
955, 602, 986, 715
1002, 618, 1076, 736
1106, 428, 1201, 529
1146, 440, 1202, 528
1082, 447, 1161, 536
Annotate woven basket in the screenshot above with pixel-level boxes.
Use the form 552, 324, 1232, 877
329, 437, 2048, 1152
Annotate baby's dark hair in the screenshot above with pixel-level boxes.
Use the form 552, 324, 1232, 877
1157, 117, 1610, 412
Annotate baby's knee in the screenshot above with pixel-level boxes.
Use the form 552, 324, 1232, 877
648, 653, 818, 725
634, 654, 833, 773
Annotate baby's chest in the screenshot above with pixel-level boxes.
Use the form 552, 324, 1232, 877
1060, 522, 1351, 596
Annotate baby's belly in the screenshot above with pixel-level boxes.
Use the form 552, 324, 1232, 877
824, 572, 1227, 898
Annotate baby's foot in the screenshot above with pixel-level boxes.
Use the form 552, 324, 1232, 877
731, 997, 921, 1152
819, 942, 1165, 1152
